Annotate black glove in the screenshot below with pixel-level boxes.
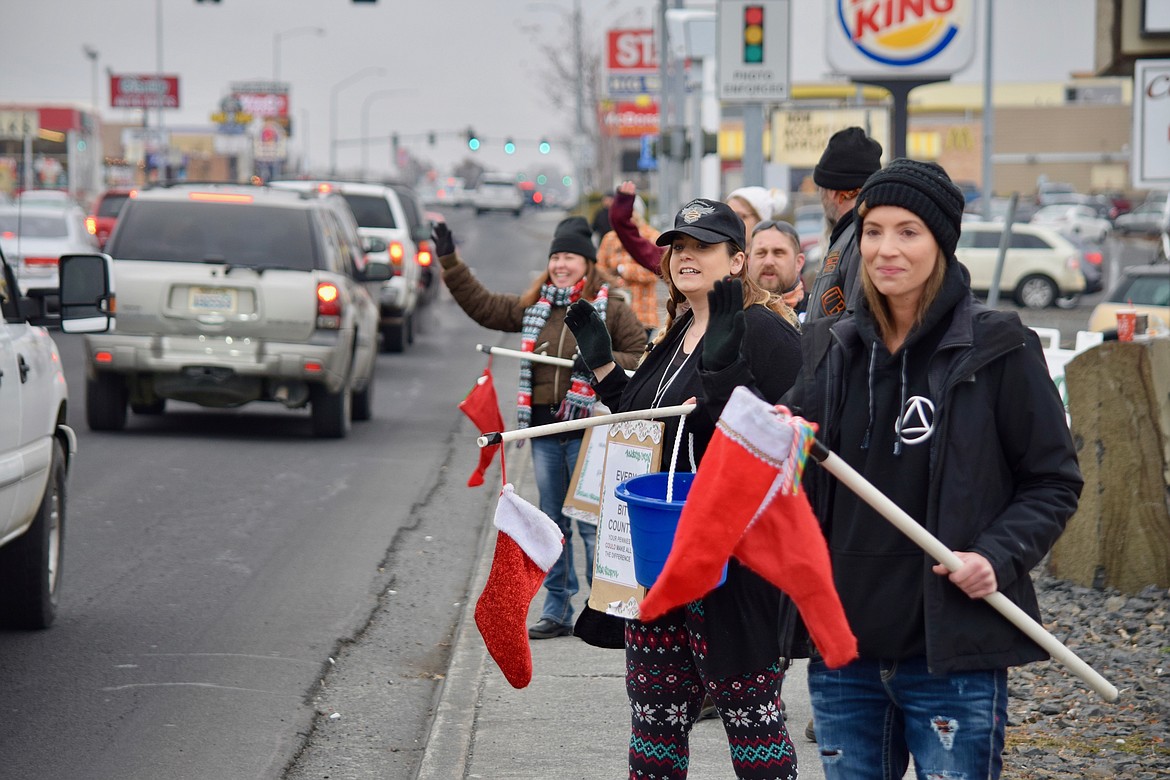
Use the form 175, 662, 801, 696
432, 223, 456, 265
703, 277, 746, 373
565, 299, 614, 371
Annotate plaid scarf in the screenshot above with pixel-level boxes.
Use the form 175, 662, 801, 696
517, 278, 608, 429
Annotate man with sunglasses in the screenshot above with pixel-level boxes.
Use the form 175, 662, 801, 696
749, 219, 807, 318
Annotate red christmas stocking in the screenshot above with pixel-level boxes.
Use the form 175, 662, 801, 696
731, 480, 858, 669
459, 363, 506, 487
638, 387, 858, 668
475, 484, 564, 688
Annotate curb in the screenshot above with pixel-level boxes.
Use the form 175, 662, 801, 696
415, 443, 528, 779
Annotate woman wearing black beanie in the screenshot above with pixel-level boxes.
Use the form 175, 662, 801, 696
783, 158, 1083, 779
433, 216, 647, 640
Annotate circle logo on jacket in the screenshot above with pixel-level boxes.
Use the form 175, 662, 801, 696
896, 396, 936, 445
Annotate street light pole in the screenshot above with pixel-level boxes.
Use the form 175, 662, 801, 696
361, 88, 415, 175
273, 26, 325, 84
83, 45, 99, 114
329, 66, 387, 176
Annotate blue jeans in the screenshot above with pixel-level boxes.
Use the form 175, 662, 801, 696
530, 434, 594, 626
807, 655, 1007, 780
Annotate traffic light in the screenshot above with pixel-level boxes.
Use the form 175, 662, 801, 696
428, 131, 436, 146
743, 5, 764, 63
538, 138, 551, 154
391, 133, 400, 155
467, 127, 480, 151
504, 138, 516, 154
536, 174, 547, 185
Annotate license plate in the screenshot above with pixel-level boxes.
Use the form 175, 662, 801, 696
189, 287, 237, 313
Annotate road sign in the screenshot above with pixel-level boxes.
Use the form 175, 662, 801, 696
717, 0, 791, 102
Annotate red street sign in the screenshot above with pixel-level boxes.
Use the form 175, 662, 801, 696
110, 75, 180, 109
599, 101, 660, 138
607, 28, 656, 71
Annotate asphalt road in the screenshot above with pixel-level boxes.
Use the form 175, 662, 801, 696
0, 207, 555, 779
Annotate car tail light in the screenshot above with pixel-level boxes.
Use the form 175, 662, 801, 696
94, 350, 114, 364
23, 256, 59, 267
86, 216, 98, 235
1065, 253, 1079, 271
532, 191, 543, 205
1084, 250, 1103, 266
317, 282, 342, 329
388, 241, 405, 264
416, 239, 433, 267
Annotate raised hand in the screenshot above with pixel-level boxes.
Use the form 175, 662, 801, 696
565, 299, 614, 370
703, 277, 746, 373
432, 222, 455, 257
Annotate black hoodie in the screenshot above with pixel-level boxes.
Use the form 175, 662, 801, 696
783, 257, 1083, 673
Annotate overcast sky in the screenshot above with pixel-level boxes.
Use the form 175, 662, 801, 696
0, 0, 1097, 178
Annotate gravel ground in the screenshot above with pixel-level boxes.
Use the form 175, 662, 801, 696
1003, 570, 1169, 778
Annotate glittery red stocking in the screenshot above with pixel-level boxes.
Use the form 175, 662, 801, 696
475, 484, 564, 688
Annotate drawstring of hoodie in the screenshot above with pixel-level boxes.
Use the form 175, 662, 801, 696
894, 349, 909, 456
861, 342, 910, 457
862, 345, 877, 450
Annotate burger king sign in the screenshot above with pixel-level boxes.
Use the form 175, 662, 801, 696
826, 0, 976, 79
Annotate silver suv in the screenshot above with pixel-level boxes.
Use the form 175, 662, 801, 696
0, 246, 76, 629
59, 183, 386, 438
270, 180, 430, 352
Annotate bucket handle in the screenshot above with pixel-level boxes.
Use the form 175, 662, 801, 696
665, 414, 691, 503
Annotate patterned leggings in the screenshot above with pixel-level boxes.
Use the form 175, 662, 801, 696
625, 602, 797, 780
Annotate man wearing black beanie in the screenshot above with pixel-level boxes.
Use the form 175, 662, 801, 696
805, 126, 884, 322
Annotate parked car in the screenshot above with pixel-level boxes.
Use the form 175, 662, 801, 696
1113, 198, 1167, 238
57, 183, 387, 438
1035, 180, 1076, 207
793, 204, 825, 253
473, 173, 524, 217
1030, 203, 1112, 243
1055, 235, 1105, 309
14, 189, 79, 208
954, 222, 1085, 309
270, 180, 429, 352
1087, 263, 1170, 336
0, 203, 98, 308
86, 188, 136, 249
0, 245, 76, 629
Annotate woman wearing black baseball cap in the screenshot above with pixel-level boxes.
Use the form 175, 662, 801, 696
565, 198, 802, 779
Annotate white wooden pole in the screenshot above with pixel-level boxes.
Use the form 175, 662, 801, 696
812, 442, 1119, 702
476, 344, 636, 376
477, 404, 696, 447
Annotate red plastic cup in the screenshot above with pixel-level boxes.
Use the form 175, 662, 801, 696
1116, 309, 1137, 342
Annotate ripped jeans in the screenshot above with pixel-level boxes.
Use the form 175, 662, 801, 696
807, 655, 1007, 780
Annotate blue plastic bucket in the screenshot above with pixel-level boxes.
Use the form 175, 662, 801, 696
614, 472, 727, 589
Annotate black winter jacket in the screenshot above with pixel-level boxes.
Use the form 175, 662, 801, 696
783, 262, 1083, 674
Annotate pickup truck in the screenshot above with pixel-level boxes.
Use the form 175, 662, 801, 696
0, 246, 76, 629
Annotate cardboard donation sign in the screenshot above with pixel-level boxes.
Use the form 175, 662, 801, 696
587, 420, 664, 619
562, 424, 611, 526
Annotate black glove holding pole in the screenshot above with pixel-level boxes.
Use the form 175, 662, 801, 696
703, 277, 746, 373
432, 223, 457, 269
565, 299, 614, 371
